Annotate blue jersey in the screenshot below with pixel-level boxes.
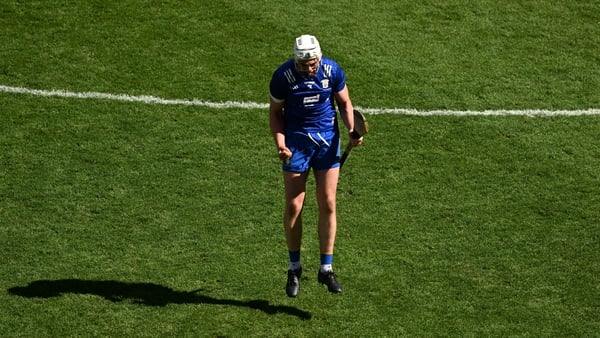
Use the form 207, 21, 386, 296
270, 57, 346, 133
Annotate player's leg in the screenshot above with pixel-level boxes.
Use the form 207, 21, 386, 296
314, 167, 339, 259
283, 170, 308, 297
283, 170, 308, 254
281, 132, 316, 297
312, 130, 343, 293
314, 167, 342, 293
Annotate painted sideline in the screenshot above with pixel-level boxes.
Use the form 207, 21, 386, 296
2, 84, 599, 116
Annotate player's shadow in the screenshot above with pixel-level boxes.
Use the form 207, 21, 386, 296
8, 279, 311, 320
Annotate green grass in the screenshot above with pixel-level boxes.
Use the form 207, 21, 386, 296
1, 1, 599, 336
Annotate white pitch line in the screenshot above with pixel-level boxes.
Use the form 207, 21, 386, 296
359, 107, 600, 116
2, 84, 599, 116
0, 84, 268, 110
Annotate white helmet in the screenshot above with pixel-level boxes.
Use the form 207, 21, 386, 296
294, 35, 322, 61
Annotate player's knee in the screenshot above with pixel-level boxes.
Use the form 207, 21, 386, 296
286, 199, 304, 217
318, 199, 336, 215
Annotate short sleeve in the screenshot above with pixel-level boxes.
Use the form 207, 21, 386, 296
269, 69, 289, 102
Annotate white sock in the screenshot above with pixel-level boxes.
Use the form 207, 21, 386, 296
289, 261, 302, 271
320, 264, 333, 273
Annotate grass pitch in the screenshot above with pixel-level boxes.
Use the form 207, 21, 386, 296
1, 1, 599, 336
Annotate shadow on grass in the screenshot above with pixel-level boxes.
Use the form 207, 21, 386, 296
8, 279, 311, 320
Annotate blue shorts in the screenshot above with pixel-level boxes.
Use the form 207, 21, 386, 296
283, 130, 341, 172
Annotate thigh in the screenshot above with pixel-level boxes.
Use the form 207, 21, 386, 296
283, 170, 309, 202
314, 167, 340, 207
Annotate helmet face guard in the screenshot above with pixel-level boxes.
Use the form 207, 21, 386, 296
293, 35, 322, 76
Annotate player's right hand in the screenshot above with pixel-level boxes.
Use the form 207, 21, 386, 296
278, 147, 292, 163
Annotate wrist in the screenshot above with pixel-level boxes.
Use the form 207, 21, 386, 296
349, 129, 361, 139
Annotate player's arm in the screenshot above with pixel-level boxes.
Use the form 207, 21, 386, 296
334, 85, 362, 147
269, 97, 292, 162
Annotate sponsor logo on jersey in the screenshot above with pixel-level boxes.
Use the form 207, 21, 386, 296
303, 94, 320, 106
